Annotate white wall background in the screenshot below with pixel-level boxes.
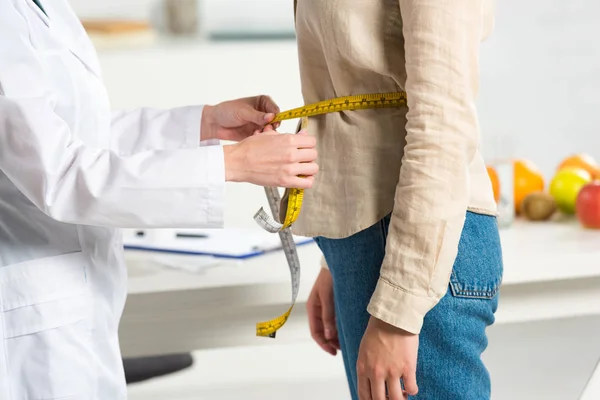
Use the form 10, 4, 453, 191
478, 0, 600, 178
69, 0, 295, 37
69, 0, 155, 19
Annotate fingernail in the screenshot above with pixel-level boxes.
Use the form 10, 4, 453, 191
325, 328, 333, 339
264, 113, 274, 121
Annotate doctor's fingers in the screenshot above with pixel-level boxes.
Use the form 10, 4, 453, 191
291, 148, 318, 163
254, 95, 281, 128
254, 94, 280, 114
267, 130, 315, 145
279, 174, 315, 189
239, 106, 276, 126
280, 168, 317, 189
289, 160, 318, 177
259, 130, 316, 149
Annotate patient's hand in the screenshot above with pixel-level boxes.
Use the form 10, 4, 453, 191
306, 268, 340, 356
357, 317, 419, 400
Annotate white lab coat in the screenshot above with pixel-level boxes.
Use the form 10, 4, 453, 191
0, 0, 225, 398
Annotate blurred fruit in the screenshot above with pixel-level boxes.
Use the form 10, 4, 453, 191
520, 191, 557, 221
549, 167, 592, 214
486, 166, 500, 203
576, 181, 600, 228
558, 154, 600, 180
513, 159, 545, 214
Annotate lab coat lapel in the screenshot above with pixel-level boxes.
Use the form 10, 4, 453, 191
57, 27, 103, 79
36, 0, 103, 79
63, 36, 103, 80
25, 0, 50, 27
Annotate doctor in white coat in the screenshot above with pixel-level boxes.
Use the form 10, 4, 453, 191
0, 0, 318, 398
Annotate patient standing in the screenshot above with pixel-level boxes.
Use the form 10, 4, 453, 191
293, 1, 503, 399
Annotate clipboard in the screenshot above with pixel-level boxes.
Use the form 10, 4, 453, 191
122, 228, 314, 260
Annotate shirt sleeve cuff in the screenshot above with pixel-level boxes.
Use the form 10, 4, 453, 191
183, 105, 220, 147
200, 138, 221, 147
183, 105, 203, 147
204, 145, 226, 226
195, 105, 221, 147
367, 277, 437, 335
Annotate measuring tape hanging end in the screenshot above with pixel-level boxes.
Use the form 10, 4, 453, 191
254, 206, 284, 233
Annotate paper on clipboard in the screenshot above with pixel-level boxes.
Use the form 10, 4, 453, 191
150, 254, 225, 274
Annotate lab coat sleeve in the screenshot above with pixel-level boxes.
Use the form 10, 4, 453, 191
110, 106, 220, 156
0, 3, 225, 229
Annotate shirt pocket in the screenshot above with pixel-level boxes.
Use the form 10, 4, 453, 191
0, 252, 93, 399
449, 212, 504, 300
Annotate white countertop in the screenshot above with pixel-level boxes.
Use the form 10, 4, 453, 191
498, 218, 600, 284
126, 218, 600, 297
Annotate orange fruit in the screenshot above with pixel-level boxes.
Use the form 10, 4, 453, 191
486, 166, 500, 203
514, 159, 545, 214
557, 154, 600, 180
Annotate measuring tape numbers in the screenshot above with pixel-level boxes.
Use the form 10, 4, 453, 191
254, 92, 407, 338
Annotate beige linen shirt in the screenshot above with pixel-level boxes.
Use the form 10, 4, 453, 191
292, 0, 497, 334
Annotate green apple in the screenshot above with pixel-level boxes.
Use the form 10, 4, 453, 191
549, 167, 592, 214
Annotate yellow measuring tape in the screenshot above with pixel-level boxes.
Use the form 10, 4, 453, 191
254, 91, 408, 234
254, 91, 407, 338
270, 91, 407, 124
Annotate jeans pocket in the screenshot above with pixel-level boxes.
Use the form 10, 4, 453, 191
449, 212, 504, 300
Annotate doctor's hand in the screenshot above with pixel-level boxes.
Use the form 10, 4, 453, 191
307, 268, 340, 356
223, 128, 318, 188
357, 317, 419, 400
202, 95, 280, 142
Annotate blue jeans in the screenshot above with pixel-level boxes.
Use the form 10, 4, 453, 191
314, 211, 503, 400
